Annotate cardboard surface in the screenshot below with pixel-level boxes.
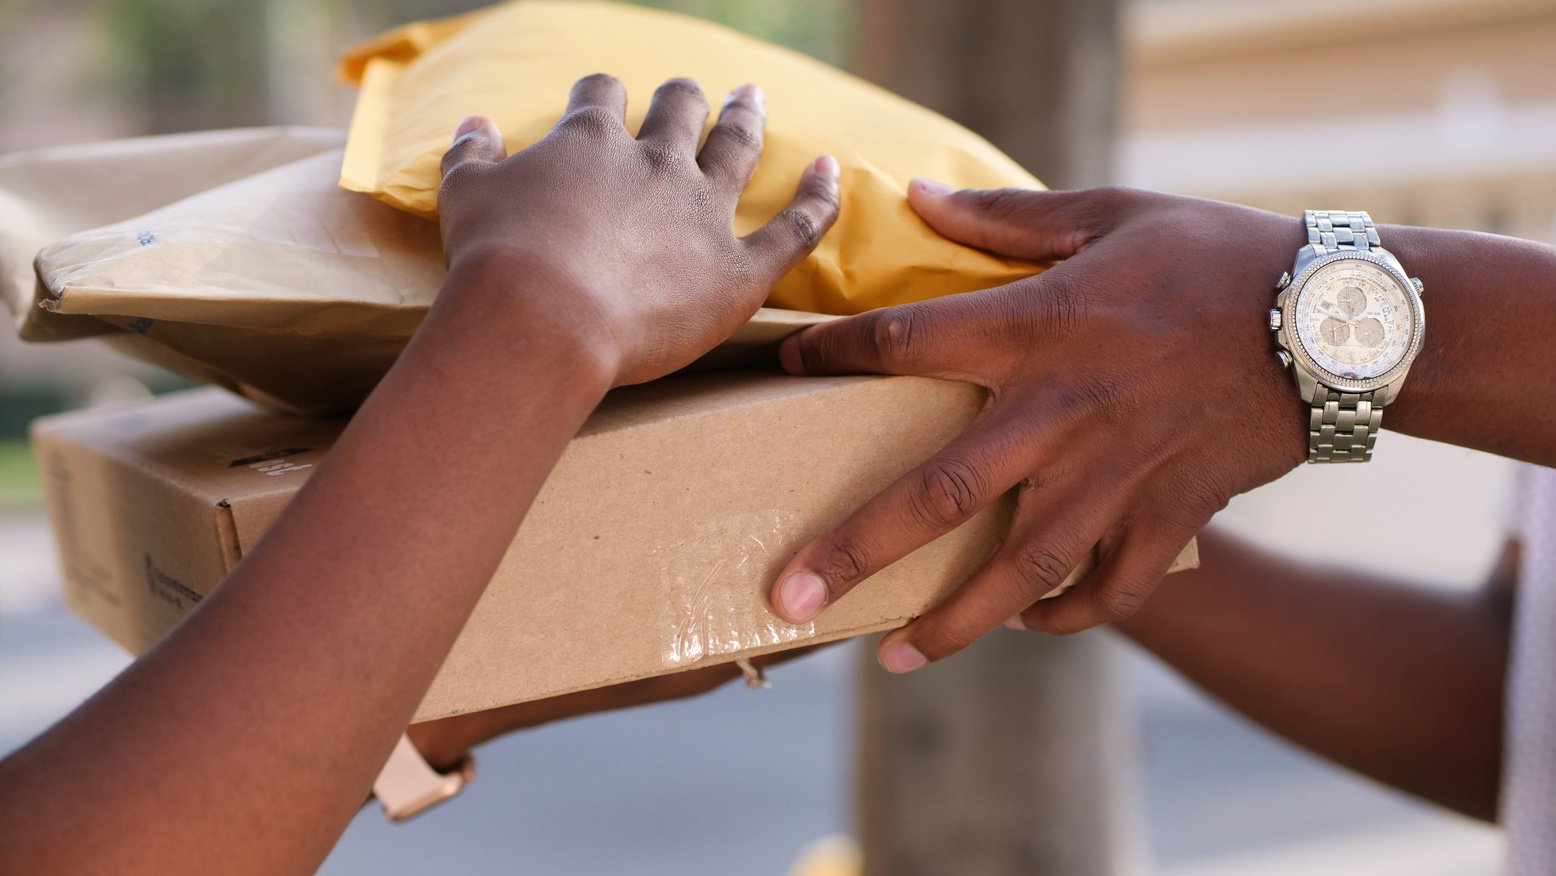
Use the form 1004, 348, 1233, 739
0, 126, 345, 341
15, 134, 835, 413
34, 375, 1198, 722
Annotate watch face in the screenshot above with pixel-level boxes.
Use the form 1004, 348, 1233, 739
1290, 256, 1419, 388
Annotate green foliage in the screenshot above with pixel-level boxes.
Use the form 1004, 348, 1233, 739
631, 0, 854, 66
336, 0, 855, 66
0, 386, 73, 443
101, 0, 272, 128
0, 441, 41, 508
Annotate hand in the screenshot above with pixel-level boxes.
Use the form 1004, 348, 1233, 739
405, 649, 819, 770
767, 183, 1311, 672
436, 74, 841, 387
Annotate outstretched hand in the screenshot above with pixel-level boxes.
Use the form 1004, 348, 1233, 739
437, 74, 841, 388
769, 183, 1313, 671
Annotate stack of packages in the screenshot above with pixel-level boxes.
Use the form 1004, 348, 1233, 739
4, 0, 1195, 722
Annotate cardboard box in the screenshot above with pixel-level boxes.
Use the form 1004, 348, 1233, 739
33, 374, 1198, 722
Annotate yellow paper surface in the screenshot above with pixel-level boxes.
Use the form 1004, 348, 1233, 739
338, 0, 1045, 315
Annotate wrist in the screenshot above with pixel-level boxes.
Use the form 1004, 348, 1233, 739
440, 250, 624, 392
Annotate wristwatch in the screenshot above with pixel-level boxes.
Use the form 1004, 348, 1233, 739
1270, 210, 1425, 463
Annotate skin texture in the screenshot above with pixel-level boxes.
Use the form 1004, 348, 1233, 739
1117, 528, 1516, 822
0, 74, 839, 876
769, 183, 1556, 676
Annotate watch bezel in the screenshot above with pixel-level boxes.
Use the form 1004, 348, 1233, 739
1281, 250, 1425, 393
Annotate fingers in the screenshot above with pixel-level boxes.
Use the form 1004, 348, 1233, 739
559, 72, 629, 135
769, 414, 1040, 625
440, 115, 506, 181
740, 154, 842, 280
699, 84, 766, 192
1012, 522, 1193, 637
907, 181, 1139, 261
777, 286, 1012, 379
638, 77, 710, 158
874, 482, 1120, 671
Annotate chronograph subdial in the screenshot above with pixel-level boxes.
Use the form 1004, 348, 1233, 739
1319, 317, 1350, 345
1354, 317, 1385, 348
1336, 285, 1367, 317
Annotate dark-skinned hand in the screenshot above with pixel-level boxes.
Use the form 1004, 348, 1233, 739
439, 73, 841, 388
768, 183, 1312, 672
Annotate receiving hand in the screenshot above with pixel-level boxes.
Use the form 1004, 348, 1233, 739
436, 74, 841, 387
768, 184, 1311, 672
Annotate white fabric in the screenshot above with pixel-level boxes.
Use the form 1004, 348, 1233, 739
1505, 463, 1556, 874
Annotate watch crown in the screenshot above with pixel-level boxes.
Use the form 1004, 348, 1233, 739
1268, 308, 1283, 331
1275, 271, 1292, 291
1411, 277, 1425, 296
1275, 350, 1293, 369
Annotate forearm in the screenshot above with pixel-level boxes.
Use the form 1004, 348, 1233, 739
0, 265, 614, 874
1377, 224, 1556, 466
1116, 527, 1512, 820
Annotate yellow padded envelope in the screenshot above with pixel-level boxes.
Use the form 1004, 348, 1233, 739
338, 0, 1045, 315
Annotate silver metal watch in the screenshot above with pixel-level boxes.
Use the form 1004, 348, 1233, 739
1269, 210, 1425, 463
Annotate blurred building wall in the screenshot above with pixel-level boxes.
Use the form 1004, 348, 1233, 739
1120, 0, 1556, 242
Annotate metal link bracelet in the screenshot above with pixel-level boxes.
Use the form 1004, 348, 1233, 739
1304, 209, 1384, 463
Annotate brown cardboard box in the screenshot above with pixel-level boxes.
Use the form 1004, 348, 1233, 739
32, 374, 1198, 722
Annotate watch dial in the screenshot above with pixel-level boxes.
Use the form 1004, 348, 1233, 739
1293, 260, 1416, 383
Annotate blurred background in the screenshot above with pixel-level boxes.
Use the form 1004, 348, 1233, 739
1, 0, 1550, 873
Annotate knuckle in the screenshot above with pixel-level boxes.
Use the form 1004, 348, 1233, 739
1095, 580, 1149, 622
970, 187, 1035, 220
1058, 376, 1131, 426
438, 160, 484, 196
802, 175, 841, 216
910, 458, 984, 529
640, 141, 687, 172
711, 121, 763, 152
560, 105, 622, 137
777, 206, 824, 249
1074, 186, 1145, 237
818, 537, 871, 589
1011, 543, 1072, 596
868, 305, 923, 364
1033, 274, 1096, 339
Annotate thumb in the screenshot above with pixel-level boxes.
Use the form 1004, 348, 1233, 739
907, 179, 1118, 262
778, 293, 987, 379
440, 115, 507, 181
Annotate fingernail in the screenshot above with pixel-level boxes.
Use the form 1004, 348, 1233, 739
778, 571, 827, 622
880, 641, 928, 674
813, 154, 840, 181
453, 115, 483, 142
1004, 614, 1027, 631
911, 177, 954, 197
729, 83, 765, 111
